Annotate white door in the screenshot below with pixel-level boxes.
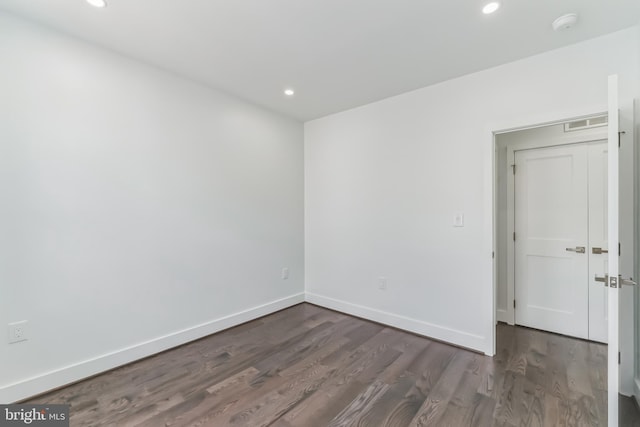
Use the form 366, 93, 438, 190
514, 144, 589, 338
515, 141, 608, 342
587, 142, 609, 343
601, 73, 637, 426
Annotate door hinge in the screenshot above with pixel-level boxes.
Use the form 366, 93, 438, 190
511, 164, 516, 175
619, 243, 621, 256
619, 351, 621, 364
618, 131, 626, 148
492, 251, 495, 259
513, 232, 516, 242
513, 300, 516, 309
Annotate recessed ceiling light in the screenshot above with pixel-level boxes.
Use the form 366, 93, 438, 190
482, 2, 500, 14
284, 89, 295, 96
86, 0, 107, 8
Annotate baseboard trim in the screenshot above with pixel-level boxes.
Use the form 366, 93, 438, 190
304, 292, 487, 354
496, 309, 509, 324
1, 292, 305, 403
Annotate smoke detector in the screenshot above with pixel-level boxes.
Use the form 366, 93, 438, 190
552, 13, 578, 31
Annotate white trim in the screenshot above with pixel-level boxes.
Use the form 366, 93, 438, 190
488, 105, 608, 137
506, 146, 515, 325
305, 292, 488, 354
496, 309, 509, 324
0, 293, 305, 403
634, 99, 640, 405
607, 75, 620, 426
485, 125, 497, 356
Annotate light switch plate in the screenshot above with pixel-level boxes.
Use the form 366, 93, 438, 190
453, 212, 464, 227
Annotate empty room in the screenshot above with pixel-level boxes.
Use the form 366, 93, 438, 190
1, 1, 640, 426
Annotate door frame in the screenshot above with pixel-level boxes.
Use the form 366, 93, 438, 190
485, 105, 608, 356
504, 130, 607, 327
633, 98, 640, 406
634, 98, 640, 406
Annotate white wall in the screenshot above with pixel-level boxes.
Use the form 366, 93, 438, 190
0, 12, 304, 402
305, 27, 639, 356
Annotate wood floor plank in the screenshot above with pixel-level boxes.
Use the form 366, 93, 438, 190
437, 353, 490, 427
379, 335, 433, 384
278, 337, 349, 378
357, 373, 417, 426
281, 330, 404, 426
206, 367, 260, 395
25, 305, 623, 427
326, 379, 389, 427
408, 351, 474, 426
253, 316, 359, 376
491, 370, 536, 425
466, 393, 497, 427
406, 340, 457, 400
377, 386, 428, 426
224, 364, 333, 427
175, 368, 290, 426
525, 384, 546, 427
450, 357, 488, 408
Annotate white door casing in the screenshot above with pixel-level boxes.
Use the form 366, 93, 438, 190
606, 73, 619, 427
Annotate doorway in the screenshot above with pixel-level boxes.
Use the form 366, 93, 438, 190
493, 110, 636, 402
495, 118, 609, 338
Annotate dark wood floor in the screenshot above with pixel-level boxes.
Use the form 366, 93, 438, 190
28, 303, 639, 426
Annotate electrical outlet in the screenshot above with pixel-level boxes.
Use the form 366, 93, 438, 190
8, 321, 28, 344
378, 276, 387, 290
281, 267, 289, 280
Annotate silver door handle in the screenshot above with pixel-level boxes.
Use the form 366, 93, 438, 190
592, 247, 608, 254
566, 246, 586, 253
594, 274, 608, 283
619, 276, 637, 286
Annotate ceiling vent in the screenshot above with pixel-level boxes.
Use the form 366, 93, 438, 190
564, 115, 608, 132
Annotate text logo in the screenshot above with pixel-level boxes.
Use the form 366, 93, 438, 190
0, 405, 69, 426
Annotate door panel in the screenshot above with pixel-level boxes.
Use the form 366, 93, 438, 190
515, 145, 589, 338
587, 141, 608, 343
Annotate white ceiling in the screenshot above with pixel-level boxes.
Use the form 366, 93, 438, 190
1, 1, 639, 121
